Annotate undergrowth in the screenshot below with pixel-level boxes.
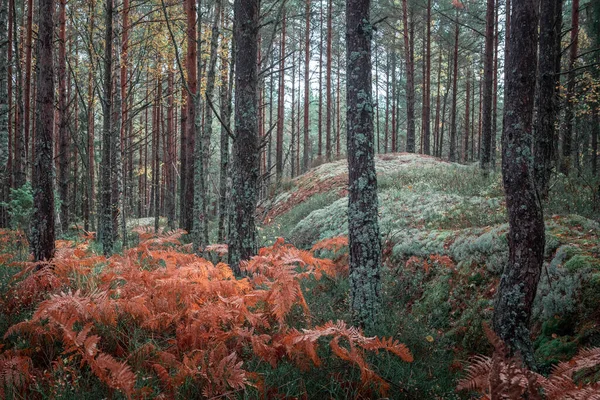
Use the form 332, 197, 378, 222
0, 229, 412, 399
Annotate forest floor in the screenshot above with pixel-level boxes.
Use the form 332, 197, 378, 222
0, 153, 599, 399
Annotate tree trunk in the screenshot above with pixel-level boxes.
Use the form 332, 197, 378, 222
391, 37, 397, 152
402, 0, 416, 153
433, 50, 442, 158
449, 20, 459, 162
12, 0, 25, 189
422, 0, 431, 155
166, 70, 176, 229
534, 0, 563, 198
463, 69, 470, 163
276, 9, 286, 183
58, 0, 69, 232
318, 2, 323, 158
560, 0, 579, 175
31, 0, 56, 261
218, 13, 233, 243
24, 0, 33, 177
346, 0, 381, 330
181, 0, 197, 233
493, 0, 543, 368
303, 0, 311, 172
491, 0, 499, 169
99, 0, 114, 255
480, 0, 495, 174
326, 0, 333, 161
194, 0, 221, 251
228, 0, 259, 275
0, 0, 8, 227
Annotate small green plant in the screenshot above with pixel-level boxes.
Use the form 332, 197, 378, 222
1, 183, 34, 234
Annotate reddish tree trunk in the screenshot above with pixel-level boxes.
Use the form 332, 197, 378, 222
31, 0, 56, 261
303, 0, 311, 172
325, 0, 333, 161
276, 10, 286, 182
58, 0, 69, 232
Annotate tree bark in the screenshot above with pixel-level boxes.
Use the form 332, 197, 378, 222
276, 9, 286, 183
228, 0, 259, 275
303, 0, 311, 172
24, 0, 33, 177
534, 0, 563, 197
493, 0, 543, 368
346, 0, 381, 330
463, 68, 470, 163
560, 0, 579, 175
0, 0, 8, 227
402, 0, 416, 153
422, 0, 431, 155
218, 13, 233, 243
58, 0, 69, 232
181, 0, 197, 233
99, 0, 114, 255
480, 0, 495, 174
449, 20, 459, 162
31, 0, 56, 261
326, 0, 333, 161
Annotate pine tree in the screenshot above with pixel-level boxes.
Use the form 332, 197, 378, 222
228, 0, 259, 275
493, 0, 544, 368
30, 0, 56, 261
346, 0, 381, 329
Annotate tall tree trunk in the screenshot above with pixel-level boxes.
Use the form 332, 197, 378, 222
560, 0, 579, 175
31, 0, 56, 261
228, 0, 259, 275
24, 0, 33, 178
463, 68, 470, 163
326, 0, 333, 161
84, 0, 96, 231
336, 46, 341, 158
346, 0, 381, 330
112, 13, 123, 244
422, 0, 431, 155
291, 32, 296, 178
449, 20, 459, 162
402, 0, 416, 153
318, 1, 323, 158
384, 52, 389, 153
166, 71, 176, 229
493, 0, 543, 368
153, 78, 160, 234
6, 0, 12, 192
121, 0, 129, 245
0, 0, 7, 227
181, 0, 197, 233
480, 0, 495, 174
194, 0, 221, 251
433, 50, 442, 158
218, 13, 233, 243
491, 0, 499, 169
58, 0, 69, 232
534, 0, 563, 197
391, 37, 397, 152
99, 0, 114, 255
12, 0, 25, 189
480, 0, 495, 175
276, 9, 286, 183
303, 0, 311, 172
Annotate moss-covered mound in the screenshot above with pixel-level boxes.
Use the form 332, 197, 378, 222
260, 153, 600, 379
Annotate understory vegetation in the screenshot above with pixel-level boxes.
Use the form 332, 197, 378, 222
1, 154, 599, 399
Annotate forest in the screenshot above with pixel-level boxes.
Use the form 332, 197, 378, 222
0, 0, 599, 398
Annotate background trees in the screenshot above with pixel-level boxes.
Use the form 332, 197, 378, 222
0, 0, 596, 270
